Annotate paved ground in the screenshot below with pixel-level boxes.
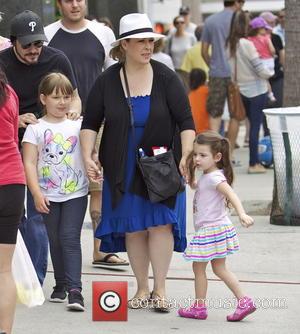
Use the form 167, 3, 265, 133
13, 136, 300, 334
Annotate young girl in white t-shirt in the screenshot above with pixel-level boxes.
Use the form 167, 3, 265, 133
22, 73, 88, 312
178, 131, 256, 322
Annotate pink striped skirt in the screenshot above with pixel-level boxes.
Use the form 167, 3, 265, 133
183, 221, 239, 262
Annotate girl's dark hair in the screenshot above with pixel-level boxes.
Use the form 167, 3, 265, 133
247, 27, 260, 37
226, 10, 250, 57
0, 68, 8, 108
187, 131, 234, 186
189, 68, 207, 90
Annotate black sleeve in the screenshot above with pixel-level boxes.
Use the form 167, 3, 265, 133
272, 33, 284, 53
166, 72, 195, 132
56, 53, 78, 90
81, 75, 104, 132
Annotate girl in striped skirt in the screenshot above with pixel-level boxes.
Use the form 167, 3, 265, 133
178, 131, 256, 322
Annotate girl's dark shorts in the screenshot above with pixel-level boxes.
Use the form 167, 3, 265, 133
0, 184, 25, 244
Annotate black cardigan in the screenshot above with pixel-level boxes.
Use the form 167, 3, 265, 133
81, 60, 195, 209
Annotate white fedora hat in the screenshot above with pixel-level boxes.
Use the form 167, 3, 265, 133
111, 13, 165, 47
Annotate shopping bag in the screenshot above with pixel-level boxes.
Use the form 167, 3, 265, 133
12, 231, 45, 307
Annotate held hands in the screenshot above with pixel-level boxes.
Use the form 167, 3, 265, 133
19, 113, 38, 128
33, 192, 50, 214
84, 157, 103, 184
67, 110, 81, 121
239, 213, 254, 228
179, 155, 188, 182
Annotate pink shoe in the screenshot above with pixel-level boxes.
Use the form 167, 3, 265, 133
227, 296, 256, 322
178, 305, 208, 320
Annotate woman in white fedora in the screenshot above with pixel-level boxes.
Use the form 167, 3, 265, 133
80, 13, 195, 312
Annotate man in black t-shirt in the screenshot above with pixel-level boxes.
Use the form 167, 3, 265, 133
0, 10, 81, 285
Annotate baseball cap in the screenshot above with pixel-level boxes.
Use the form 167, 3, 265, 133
10, 10, 48, 46
179, 5, 190, 15
260, 11, 277, 23
250, 17, 272, 30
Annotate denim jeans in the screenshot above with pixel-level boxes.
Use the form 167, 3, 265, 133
43, 195, 87, 292
241, 93, 268, 166
19, 189, 48, 285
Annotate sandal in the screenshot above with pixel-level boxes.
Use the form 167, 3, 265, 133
127, 294, 150, 309
92, 253, 129, 266
150, 291, 171, 313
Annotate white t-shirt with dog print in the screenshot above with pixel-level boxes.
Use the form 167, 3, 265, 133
22, 118, 89, 202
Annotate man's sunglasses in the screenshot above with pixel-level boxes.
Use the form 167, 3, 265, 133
21, 40, 44, 49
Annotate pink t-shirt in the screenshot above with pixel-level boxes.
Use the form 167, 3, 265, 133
0, 85, 26, 185
193, 169, 229, 230
248, 35, 272, 59
0, 38, 11, 51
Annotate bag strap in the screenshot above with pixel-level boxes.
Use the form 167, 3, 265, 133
234, 53, 238, 83
123, 65, 134, 128
123, 65, 139, 155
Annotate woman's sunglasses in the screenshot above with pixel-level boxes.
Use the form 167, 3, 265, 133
21, 40, 44, 50
175, 21, 185, 25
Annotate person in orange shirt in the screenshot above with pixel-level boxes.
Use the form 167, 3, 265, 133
188, 68, 209, 133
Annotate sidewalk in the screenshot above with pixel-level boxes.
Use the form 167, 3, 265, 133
13, 143, 300, 334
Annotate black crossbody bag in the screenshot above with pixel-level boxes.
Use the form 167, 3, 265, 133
122, 66, 185, 203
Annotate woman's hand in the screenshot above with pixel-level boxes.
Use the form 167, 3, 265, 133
33, 192, 50, 214
84, 158, 103, 183
179, 155, 188, 181
239, 213, 254, 228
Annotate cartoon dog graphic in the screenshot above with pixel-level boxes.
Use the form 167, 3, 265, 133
40, 129, 82, 194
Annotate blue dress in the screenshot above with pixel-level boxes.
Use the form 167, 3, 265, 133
95, 96, 187, 252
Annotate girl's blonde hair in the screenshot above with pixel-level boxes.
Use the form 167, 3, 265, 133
187, 131, 234, 186
38, 72, 74, 97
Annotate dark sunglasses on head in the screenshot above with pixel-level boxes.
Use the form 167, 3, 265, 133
21, 40, 44, 49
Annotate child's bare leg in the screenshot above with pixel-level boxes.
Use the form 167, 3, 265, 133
193, 261, 209, 304
211, 258, 244, 300
267, 81, 276, 101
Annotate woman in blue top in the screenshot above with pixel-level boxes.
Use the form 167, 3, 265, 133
81, 13, 195, 312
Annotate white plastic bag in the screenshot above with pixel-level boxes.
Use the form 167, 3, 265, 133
12, 231, 45, 307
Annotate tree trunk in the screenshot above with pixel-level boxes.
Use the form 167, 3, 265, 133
283, 0, 300, 106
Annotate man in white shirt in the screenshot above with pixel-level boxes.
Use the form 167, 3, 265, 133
45, 0, 128, 267
273, 8, 285, 46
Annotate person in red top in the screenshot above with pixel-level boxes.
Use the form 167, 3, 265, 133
188, 68, 210, 134
0, 68, 26, 334
247, 17, 276, 102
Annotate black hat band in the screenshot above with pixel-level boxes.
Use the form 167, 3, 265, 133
119, 27, 153, 39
